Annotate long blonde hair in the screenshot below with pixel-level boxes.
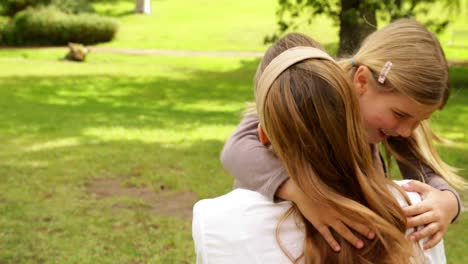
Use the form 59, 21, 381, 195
254, 33, 417, 263
339, 18, 466, 189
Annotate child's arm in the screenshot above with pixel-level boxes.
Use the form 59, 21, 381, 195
397, 155, 461, 249
221, 114, 288, 201
221, 114, 374, 251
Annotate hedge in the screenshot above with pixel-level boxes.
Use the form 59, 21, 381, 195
1, 6, 118, 46
1, 0, 93, 16
1, 0, 51, 16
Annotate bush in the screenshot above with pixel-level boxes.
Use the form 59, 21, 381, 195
1, 0, 93, 16
450, 66, 468, 88
0, 16, 10, 43
0, 0, 51, 16
50, 0, 94, 14
1, 6, 118, 46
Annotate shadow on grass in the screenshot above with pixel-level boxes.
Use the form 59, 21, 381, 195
0, 59, 259, 200
0, 58, 467, 263
0, 59, 259, 136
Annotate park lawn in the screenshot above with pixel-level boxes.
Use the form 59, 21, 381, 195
0, 49, 466, 263
0, 49, 255, 263
90, 0, 468, 60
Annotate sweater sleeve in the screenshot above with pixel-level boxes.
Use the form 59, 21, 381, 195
220, 114, 288, 201
396, 146, 462, 223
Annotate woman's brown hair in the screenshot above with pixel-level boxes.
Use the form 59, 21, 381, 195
253, 33, 418, 263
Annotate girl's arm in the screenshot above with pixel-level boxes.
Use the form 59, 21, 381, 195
221, 114, 288, 201
398, 159, 461, 222
396, 149, 461, 249
221, 114, 374, 251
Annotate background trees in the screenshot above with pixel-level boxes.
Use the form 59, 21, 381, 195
267, 0, 461, 56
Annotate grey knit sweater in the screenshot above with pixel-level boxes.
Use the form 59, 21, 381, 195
221, 115, 461, 221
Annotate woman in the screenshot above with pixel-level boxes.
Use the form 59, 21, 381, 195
221, 19, 464, 251
193, 33, 445, 263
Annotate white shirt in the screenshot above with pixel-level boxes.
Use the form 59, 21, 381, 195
192, 180, 446, 264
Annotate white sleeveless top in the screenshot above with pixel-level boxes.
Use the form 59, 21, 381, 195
192, 180, 446, 264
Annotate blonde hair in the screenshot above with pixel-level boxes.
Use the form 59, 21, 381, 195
254, 33, 419, 263
339, 19, 466, 189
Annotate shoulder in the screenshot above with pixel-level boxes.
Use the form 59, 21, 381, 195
193, 189, 293, 227
192, 189, 301, 264
195, 188, 267, 206
390, 180, 421, 207
389, 181, 446, 263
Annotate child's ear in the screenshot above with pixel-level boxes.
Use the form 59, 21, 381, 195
257, 123, 270, 145
353, 65, 370, 96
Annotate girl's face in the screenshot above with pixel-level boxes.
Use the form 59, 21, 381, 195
353, 66, 440, 144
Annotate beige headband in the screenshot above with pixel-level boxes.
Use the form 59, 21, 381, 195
256, 46, 337, 128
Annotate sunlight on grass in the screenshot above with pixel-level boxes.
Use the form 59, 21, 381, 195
82, 124, 235, 145
1, 1, 466, 261
24, 138, 81, 152
93, 0, 277, 51
175, 100, 247, 112
441, 132, 467, 141
0, 34, 466, 264
88, 0, 468, 60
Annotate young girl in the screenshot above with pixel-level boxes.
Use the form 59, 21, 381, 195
221, 19, 465, 251
194, 32, 444, 263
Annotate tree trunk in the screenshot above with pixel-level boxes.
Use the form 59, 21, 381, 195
135, 0, 151, 14
338, 0, 376, 57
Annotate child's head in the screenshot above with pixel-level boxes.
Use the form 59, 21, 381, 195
340, 19, 449, 144
254, 33, 415, 263
340, 19, 465, 189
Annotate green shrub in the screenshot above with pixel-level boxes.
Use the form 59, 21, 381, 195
50, 0, 94, 14
1, 6, 118, 46
0, 0, 93, 16
0, 16, 10, 43
450, 66, 468, 88
0, 16, 9, 29
0, 0, 51, 16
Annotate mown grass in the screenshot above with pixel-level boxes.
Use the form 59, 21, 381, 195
0, 47, 466, 263
89, 0, 468, 59
0, 49, 256, 263
0, 0, 467, 262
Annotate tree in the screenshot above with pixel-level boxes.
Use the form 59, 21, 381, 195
135, 0, 151, 14
267, 0, 460, 56
339, 0, 377, 56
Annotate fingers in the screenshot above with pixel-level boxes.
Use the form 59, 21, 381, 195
401, 181, 432, 196
423, 232, 443, 250
403, 201, 431, 218
406, 210, 438, 228
408, 222, 441, 242
342, 218, 375, 240
330, 221, 364, 249
316, 225, 341, 252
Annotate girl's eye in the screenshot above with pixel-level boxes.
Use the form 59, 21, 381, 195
393, 111, 405, 119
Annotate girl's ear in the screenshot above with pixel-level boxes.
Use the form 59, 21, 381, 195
257, 123, 270, 145
353, 65, 370, 96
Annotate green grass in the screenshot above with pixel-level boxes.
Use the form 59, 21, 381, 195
0, 47, 466, 263
0, 0, 467, 262
88, 0, 468, 60
0, 49, 257, 263
91, 0, 279, 51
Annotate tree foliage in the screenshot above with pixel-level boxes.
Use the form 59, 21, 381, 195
267, 0, 460, 56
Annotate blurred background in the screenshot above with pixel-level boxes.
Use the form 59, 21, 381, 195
0, 0, 466, 263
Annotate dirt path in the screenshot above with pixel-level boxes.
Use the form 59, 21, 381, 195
91, 47, 468, 66
90, 47, 264, 58
88, 178, 198, 221
4, 46, 468, 66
